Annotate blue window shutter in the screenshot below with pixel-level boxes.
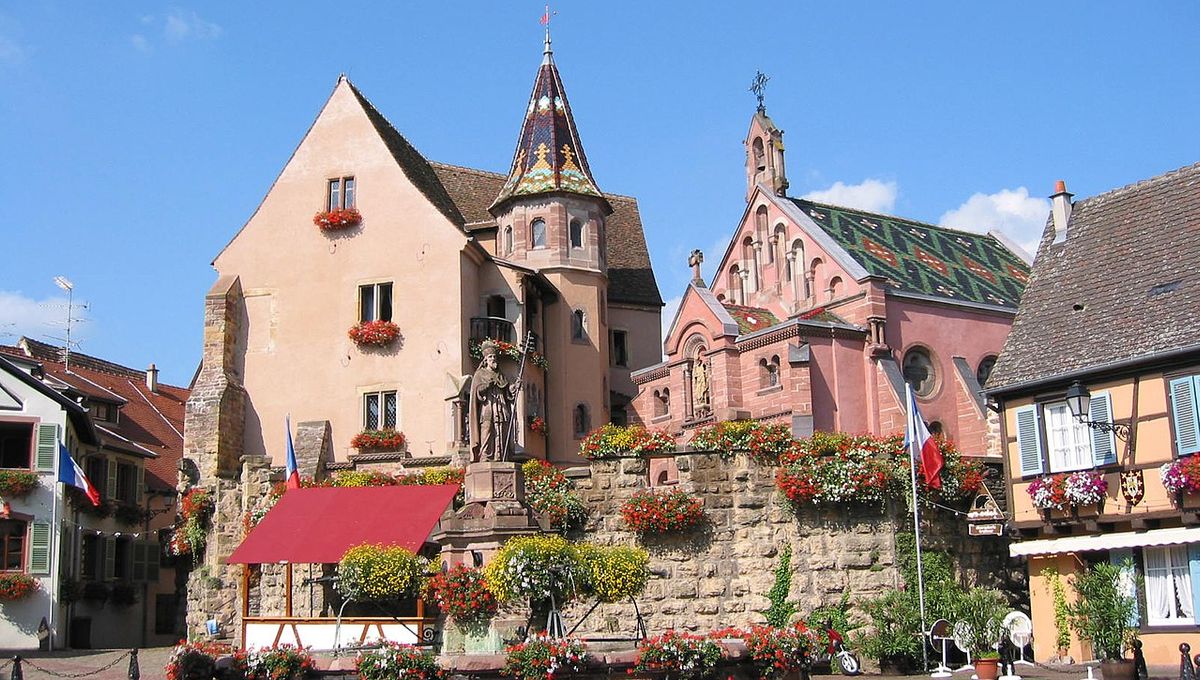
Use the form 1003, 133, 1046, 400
1015, 405, 1044, 476
1109, 548, 1139, 627
1189, 544, 1200, 624
1089, 392, 1117, 466
1170, 376, 1200, 456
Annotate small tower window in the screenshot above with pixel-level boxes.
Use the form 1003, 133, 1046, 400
503, 226, 513, 255
530, 218, 547, 249
653, 388, 670, 417
759, 356, 781, 389
570, 219, 584, 249
752, 137, 766, 172
571, 309, 587, 341
611, 329, 628, 367
573, 403, 591, 438
728, 265, 743, 305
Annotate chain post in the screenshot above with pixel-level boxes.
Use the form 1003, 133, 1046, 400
10, 655, 21, 680
127, 648, 140, 680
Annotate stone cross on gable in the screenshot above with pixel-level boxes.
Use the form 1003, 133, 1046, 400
688, 249, 705, 287
750, 71, 769, 112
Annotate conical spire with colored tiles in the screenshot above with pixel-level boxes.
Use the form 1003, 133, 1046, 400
490, 35, 608, 215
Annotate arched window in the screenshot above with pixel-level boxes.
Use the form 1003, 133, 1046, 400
571, 309, 586, 341
976, 355, 998, 386
808, 257, 823, 298
773, 224, 787, 264
728, 265, 743, 305
653, 389, 669, 418
790, 240, 805, 288
903, 347, 938, 397
573, 403, 591, 438
530, 218, 546, 249
569, 219, 584, 249
742, 236, 756, 291
752, 137, 766, 171
828, 276, 843, 301
755, 206, 769, 247
760, 356, 781, 388
503, 226, 513, 254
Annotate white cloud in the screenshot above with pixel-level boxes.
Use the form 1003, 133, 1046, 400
130, 34, 150, 52
163, 9, 222, 42
802, 179, 898, 214
938, 187, 1050, 256
0, 291, 71, 342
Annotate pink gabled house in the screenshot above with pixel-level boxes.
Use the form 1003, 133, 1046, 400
631, 106, 1032, 459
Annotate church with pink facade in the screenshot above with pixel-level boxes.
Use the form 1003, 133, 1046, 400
631, 104, 1033, 460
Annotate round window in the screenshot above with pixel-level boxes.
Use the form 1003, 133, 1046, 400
903, 347, 937, 397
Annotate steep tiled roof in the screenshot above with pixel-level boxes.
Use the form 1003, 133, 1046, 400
722, 304, 781, 334
491, 49, 604, 212
430, 163, 662, 307
987, 162, 1200, 392
345, 80, 466, 229
788, 198, 1030, 309
0, 339, 187, 491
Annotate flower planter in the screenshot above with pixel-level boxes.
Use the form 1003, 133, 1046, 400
348, 320, 400, 347
351, 429, 406, 452
975, 657, 1000, 680
1100, 659, 1135, 680
0, 470, 38, 498
313, 208, 362, 231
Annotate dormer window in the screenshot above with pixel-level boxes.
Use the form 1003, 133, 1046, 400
530, 218, 547, 249
328, 177, 356, 211
90, 402, 118, 423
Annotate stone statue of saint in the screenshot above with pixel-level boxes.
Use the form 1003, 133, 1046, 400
692, 359, 710, 413
469, 340, 522, 462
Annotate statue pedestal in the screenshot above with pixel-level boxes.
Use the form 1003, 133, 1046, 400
464, 462, 525, 505
430, 461, 541, 573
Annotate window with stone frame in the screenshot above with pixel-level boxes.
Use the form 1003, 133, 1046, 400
902, 346, 937, 398
81, 534, 104, 580
85, 456, 108, 499
359, 282, 393, 323
760, 355, 781, 389
115, 462, 138, 505
0, 422, 32, 469
503, 226, 514, 255
0, 519, 26, 572
571, 309, 587, 342
363, 391, 398, 430
611, 329, 628, 367
530, 218, 547, 249
570, 219, 584, 249
1143, 545, 1195, 625
653, 388, 670, 418
573, 403, 591, 438
328, 176, 356, 211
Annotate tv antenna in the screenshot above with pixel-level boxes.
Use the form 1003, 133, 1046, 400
48, 276, 89, 373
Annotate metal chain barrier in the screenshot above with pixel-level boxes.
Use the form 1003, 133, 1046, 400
16, 650, 131, 679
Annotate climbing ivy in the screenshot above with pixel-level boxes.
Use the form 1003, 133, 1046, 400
1046, 567, 1072, 653
764, 544, 796, 627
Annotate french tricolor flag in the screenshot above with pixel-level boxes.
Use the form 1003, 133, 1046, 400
58, 444, 101, 507
904, 384, 944, 489
284, 415, 300, 490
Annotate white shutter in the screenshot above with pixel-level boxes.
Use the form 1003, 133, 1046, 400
106, 459, 117, 501
35, 423, 58, 472
28, 522, 51, 575
1090, 391, 1117, 466
1171, 376, 1200, 456
1015, 405, 1044, 476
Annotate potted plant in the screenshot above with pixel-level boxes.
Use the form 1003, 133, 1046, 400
953, 587, 1009, 680
1067, 561, 1137, 680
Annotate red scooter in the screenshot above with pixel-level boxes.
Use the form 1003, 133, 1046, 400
819, 621, 862, 676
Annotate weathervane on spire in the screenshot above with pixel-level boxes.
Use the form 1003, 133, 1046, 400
540, 3, 558, 55
750, 70, 770, 113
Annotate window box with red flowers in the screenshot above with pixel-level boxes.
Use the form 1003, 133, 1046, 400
469, 338, 550, 370
1028, 470, 1107, 519
351, 429, 406, 453
0, 572, 38, 602
348, 320, 401, 347
620, 488, 706, 535
529, 415, 548, 437
0, 470, 37, 498
314, 208, 362, 232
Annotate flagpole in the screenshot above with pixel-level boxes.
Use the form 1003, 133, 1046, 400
49, 442, 61, 651
906, 385, 930, 672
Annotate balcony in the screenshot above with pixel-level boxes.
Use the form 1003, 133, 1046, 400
470, 317, 515, 345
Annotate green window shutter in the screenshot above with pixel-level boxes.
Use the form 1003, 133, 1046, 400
1089, 391, 1117, 466
145, 541, 160, 583
1170, 376, 1200, 456
35, 423, 58, 472
103, 537, 116, 581
106, 459, 118, 501
1108, 548, 1139, 627
1015, 405, 1044, 476
28, 522, 51, 575
132, 542, 147, 582
136, 465, 145, 504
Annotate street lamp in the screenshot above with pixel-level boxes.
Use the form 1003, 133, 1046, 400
1065, 380, 1130, 441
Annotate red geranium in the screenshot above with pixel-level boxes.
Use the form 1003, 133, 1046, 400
314, 208, 362, 231
0, 573, 37, 601
351, 429, 406, 451
424, 565, 498, 625
348, 320, 401, 347
620, 488, 705, 534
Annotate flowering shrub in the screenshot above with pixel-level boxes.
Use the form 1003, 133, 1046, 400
424, 565, 498, 626
484, 534, 580, 603
336, 544, 428, 601
351, 429, 406, 452
314, 207, 362, 231
633, 630, 725, 678
166, 640, 227, 680
708, 625, 818, 679
330, 470, 398, 487
247, 645, 315, 680
1028, 471, 1108, 511
348, 320, 401, 347
620, 488, 706, 534
575, 544, 650, 603
469, 338, 550, 370
690, 420, 795, 463
530, 416, 548, 437
0, 470, 37, 497
396, 466, 465, 488
356, 642, 445, 680
169, 488, 214, 559
579, 423, 676, 459
522, 460, 587, 532
502, 635, 588, 680
1161, 456, 1200, 495
0, 572, 37, 601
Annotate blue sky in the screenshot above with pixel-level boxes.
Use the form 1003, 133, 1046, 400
1, 3, 1197, 385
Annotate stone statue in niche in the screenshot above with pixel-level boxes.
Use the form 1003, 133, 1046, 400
469, 339, 522, 462
692, 359, 710, 414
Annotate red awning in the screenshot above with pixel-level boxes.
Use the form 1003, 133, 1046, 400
226, 485, 458, 565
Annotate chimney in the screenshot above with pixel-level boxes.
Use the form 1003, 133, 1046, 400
1051, 179, 1074, 244
146, 363, 159, 393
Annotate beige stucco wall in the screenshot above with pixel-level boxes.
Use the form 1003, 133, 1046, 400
213, 80, 470, 463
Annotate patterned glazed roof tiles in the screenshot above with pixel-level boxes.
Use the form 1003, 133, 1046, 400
721, 304, 781, 334
788, 198, 1031, 309
491, 52, 603, 211
987, 162, 1200, 392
